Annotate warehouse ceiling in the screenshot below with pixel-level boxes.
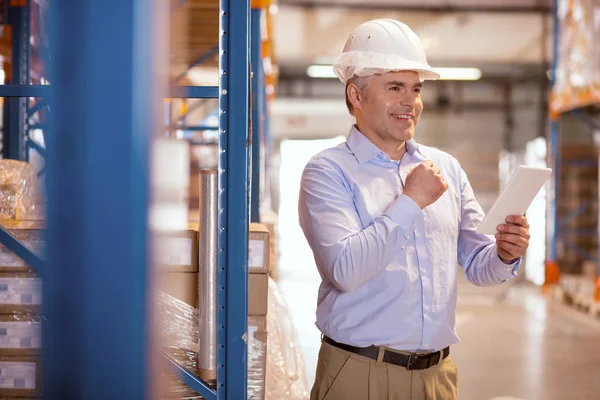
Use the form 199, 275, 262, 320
273, 1, 552, 80
276, 0, 551, 12
178, 0, 552, 85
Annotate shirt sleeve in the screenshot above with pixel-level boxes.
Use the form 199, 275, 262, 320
298, 158, 424, 292
456, 166, 521, 286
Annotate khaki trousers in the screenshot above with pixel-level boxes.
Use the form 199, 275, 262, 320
310, 341, 458, 400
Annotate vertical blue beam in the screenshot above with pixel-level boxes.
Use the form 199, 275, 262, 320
3, 4, 30, 160
261, 62, 271, 206
548, 120, 559, 260
548, 0, 560, 262
250, 9, 262, 223
218, 0, 250, 398
45, 1, 154, 398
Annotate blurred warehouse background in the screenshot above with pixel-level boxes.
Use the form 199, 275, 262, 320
0, 0, 597, 399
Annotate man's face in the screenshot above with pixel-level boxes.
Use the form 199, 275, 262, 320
353, 71, 423, 145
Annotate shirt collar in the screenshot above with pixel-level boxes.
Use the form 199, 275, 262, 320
346, 125, 420, 164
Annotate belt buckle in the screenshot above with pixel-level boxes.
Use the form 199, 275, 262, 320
406, 354, 417, 370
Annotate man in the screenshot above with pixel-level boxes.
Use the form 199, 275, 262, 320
298, 19, 530, 400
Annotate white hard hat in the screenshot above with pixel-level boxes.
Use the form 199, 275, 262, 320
333, 19, 440, 84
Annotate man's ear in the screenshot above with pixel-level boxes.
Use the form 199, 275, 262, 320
347, 83, 363, 112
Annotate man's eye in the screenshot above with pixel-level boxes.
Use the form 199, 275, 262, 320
390, 86, 400, 91
413, 88, 421, 94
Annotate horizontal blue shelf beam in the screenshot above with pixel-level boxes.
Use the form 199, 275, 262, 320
0, 85, 219, 99
161, 352, 217, 400
189, 139, 218, 146
558, 198, 596, 227
562, 159, 598, 168
572, 109, 600, 130
0, 226, 44, 272
0, 84, 50, 97
562, 239, 597, 262
28, 123, 47, 130
168, 125, 219, 131
169, 86, 219, 99
558, 228, 598, 237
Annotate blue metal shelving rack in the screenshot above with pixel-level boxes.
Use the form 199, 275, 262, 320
250, 7, 263, 223
547, 0, 560, 266
0, 0, 253, 398
548, 0, 600, 279
249, 5, 272, 223
2, 2, 31, 161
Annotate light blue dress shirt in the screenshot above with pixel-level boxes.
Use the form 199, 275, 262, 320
298, 126, 520, 352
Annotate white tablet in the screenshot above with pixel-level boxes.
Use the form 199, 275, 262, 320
476, 165, 552, 235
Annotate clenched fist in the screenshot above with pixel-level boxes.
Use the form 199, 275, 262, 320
403, 161, 449, 209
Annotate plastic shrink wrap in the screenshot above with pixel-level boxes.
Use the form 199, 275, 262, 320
265, 278, 309, 400
0, 228, 45, 270
158, 276, 309, 399
552, 0, 600, 114
0, 160, 45, 221
158, 291, 203, 399
0, 303, 44, 398
158, 291, 268, 399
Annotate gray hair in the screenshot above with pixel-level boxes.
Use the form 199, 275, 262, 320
345, 75, 371, 116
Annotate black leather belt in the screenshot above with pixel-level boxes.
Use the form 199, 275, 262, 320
323, 336, 449, 370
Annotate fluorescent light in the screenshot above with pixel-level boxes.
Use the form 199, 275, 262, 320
306, 65, 337, 79
435, 67, 481, 81
306, 65, 482, 81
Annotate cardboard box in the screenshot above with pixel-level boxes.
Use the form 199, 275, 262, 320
0, 356, 42, 398
248, 315, 267, 400
159, 272, 199, 309
158, 249, 268, 314
0, 315, 41, 356
263, 222, 278, 280
249, 223, 270, 274
154, 229, 199, 273
248, 273, 268, 316
0, 273, 41, 315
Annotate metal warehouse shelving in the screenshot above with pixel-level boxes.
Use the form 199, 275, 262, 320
0, 0, 267, 398
547, 0, 600, 301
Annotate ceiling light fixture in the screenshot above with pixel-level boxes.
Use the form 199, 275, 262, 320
306, 65, 337, 79
434, 67, 482, 81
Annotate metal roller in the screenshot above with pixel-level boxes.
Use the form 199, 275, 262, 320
198, 170, 218, 381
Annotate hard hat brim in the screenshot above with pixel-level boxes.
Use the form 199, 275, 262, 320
333, 51, 441, 84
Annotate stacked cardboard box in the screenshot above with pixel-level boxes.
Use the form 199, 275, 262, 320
262, 222, 279, 281
248, 223, 271, 400
0, 228, 44, 398
158, 223, 271, 398
156, 229, 200, 308
557, 144, 598, 274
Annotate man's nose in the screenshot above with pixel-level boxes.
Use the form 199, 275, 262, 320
400, 94, 417, 107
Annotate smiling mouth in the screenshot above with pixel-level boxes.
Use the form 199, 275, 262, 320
391, 114, 414, 121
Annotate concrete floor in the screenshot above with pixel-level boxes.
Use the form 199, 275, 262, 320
276, 259, 600, 400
